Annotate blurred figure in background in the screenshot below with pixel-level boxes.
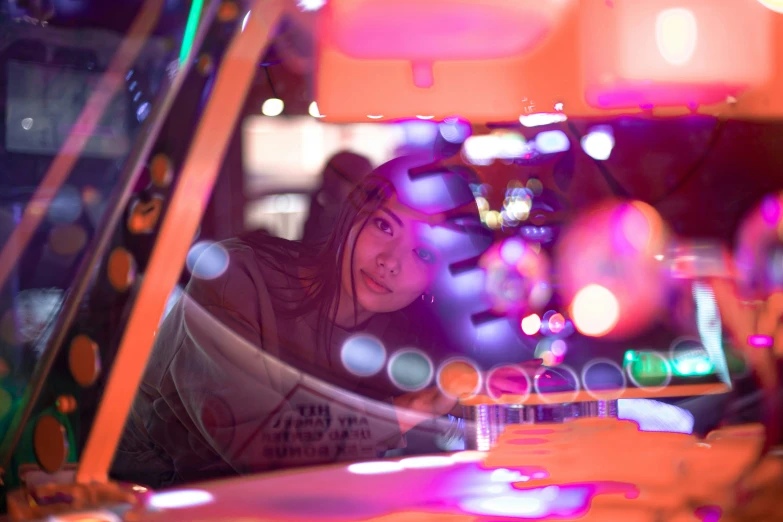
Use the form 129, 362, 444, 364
301, 151, 373, 246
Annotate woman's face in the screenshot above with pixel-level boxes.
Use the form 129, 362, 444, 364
341, 196, 441, 314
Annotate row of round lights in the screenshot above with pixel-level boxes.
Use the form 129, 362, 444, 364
341, 332, 686, 402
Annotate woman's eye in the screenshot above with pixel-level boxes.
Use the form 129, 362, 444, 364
374, 217, 393, 235
415, 248, 435, 263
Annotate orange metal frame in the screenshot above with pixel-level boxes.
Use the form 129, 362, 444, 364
75, 0, 287, 484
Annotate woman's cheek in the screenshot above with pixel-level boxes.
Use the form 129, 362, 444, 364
409, 265, 433, 296
351, 231, 376, 263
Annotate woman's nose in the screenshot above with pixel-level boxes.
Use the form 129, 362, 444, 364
377, 250, 401, 275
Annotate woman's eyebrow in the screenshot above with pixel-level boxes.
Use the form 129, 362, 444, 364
381, 207, 404, 227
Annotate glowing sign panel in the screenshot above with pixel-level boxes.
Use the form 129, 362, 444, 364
316, 0, 570, 121
581, 0, 774, 109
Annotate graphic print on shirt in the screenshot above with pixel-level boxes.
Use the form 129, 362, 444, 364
259, 382, 393, 465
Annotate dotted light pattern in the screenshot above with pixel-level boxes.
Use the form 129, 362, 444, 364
479, 238, 552, 316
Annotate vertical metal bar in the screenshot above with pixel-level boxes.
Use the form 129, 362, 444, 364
75, 0, 286, 485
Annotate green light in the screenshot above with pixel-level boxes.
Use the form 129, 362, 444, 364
179, 0, 206, 65
625, 351, 670, 387
672, 354, 714, 377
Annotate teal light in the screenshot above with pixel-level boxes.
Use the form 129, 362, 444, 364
672, 353, 714, 377
179, 0, 206, 65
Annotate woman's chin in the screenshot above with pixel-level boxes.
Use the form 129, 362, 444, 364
357, 296, 389, 314
358, 293, 417, 315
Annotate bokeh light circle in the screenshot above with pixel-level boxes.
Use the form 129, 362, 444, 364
500, 239, 525, 264
548, 313, 565, 334
186, 241, 230, 280
340, 335, 387, 377
436, 357, 482, 400
521, 314, 541, 335
581, 358, 627, 400
626, 351, 672, 391
570, 284, 620, 337
668, 337, 715, 377
533, 365, 580, 404
550, 339, 567, 357
534, 338, 564, 367
47, 185, 83, 224
480, 239, 552, 316
486, 364, 532, 401
388, 349, 434, 392
557, 201, 668, 339
619, 201, 666, 255
758, 0, 783, 14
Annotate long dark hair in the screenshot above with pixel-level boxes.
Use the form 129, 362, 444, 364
240, 174, 396, 357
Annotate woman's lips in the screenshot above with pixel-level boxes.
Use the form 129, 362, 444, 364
361, 270, 391, 294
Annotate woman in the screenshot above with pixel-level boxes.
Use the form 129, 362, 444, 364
111, 155, 481, 488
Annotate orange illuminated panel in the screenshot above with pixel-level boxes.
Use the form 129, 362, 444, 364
581, 0, 774, 110
315, 0, 570, 122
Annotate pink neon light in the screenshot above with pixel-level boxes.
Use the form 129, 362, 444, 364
748, 334, 774, 348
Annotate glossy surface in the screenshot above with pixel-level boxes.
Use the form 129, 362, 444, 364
100, 420, 783, 522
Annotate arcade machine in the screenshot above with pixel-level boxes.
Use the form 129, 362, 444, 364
0, 0, 782, 520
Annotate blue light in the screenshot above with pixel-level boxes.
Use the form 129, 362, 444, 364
340, 335, 387, 377
136, 102, 151, 122
534, 130, 570, 154
186, 241, 229, 280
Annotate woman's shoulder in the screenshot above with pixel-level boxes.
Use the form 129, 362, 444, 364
226, 232, 303, 267
187, 233, 302, 308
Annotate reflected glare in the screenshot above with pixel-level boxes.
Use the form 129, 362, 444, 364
148, 490, 214, 509
347, 461, 404, 475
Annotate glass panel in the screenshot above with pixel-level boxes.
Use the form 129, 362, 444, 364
0, 1, 191, 486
